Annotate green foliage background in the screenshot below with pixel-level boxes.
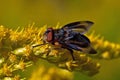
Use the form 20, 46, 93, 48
0, 0, 120, 80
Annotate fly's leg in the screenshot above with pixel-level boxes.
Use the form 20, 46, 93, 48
32, 40, 46, 48
31, 42, 51, 56
62, 44, 75, 61
66, 48, 75, 61
32, 44, 45, 48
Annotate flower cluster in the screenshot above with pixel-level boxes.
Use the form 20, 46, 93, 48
88, 31, 120, 59
0, 24, 119, 79
29, 66, 73, 80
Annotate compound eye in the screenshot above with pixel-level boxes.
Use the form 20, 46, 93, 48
47, 31, 53, 42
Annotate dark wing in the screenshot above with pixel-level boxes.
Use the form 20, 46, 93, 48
62, 34, 96, 54
64, 40, 97, 54
62, 21, 94, 34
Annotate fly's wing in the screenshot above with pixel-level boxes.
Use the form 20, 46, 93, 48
62, 21, 94, 34
64, 40, 97, 54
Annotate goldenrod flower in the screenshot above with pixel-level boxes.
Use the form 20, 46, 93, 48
0, 24, 119, 79
88, 31, 120, 59
29, 66, 73, 80
1, 63, 12, 77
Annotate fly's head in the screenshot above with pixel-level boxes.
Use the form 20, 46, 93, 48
43, 28, 54, 42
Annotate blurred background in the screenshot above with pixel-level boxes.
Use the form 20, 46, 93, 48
0, 0, 120, 80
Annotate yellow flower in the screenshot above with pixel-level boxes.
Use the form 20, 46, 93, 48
29, 66, 73, 80
88, 31, 120, 59
0, 23, 119, 79
2, 63, 12, 77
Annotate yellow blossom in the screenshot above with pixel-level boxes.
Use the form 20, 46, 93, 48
0, 24, 119, 79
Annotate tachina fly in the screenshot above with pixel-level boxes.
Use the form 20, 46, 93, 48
33, 21, 97, 60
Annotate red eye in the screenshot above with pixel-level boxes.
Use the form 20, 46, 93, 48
47, 31, 53, 42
